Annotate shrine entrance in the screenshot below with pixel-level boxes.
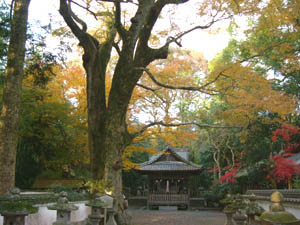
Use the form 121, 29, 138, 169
136, 147, 202, 210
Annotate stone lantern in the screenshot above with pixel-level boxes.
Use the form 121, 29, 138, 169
245, 194, 264, 225
260, 191, 300, 224
230, 194, 247, 225
221, 194, 235, 225
47, 191, 78, 225
233, 210, 247, 225
0, 188, 38, 225
85, 194, 105, 225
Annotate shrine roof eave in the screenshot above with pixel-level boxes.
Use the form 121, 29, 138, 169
136, 162, 203, 175
136, 169, 202, 176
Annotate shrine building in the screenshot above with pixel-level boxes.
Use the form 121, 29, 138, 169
136, 146, 202, 209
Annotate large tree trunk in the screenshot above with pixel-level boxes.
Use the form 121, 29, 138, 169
59, 0, 116, 180
59, 1, 172, 224
104, 124, 130, 225
0, 0, 31, 194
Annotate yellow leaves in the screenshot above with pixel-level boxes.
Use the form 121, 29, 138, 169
208, 62, 296, 126
122, 146, 157, 170
84, 179, 112, 194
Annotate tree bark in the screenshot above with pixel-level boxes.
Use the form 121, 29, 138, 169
59, 0, 187, 224
0, 0, 31, 194
59, 0, 116, 180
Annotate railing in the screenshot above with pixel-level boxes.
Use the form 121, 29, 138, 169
148, 193, 189, 206
245, 189, 300, 205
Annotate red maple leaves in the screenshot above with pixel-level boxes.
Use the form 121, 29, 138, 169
269, 124, 300, 183
270, 155, 300, 183
217, 166, 239, 184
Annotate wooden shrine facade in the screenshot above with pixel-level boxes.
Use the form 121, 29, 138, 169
136, 146, 202, 209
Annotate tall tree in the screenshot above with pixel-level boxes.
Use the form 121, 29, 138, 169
0, 0, 31, 194
58, 0, 298, 223
58, 0, 231, 223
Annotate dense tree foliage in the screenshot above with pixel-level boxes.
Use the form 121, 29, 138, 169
0, 2, 10, 74
16, 54, 88, 188
0, 1, 299, 221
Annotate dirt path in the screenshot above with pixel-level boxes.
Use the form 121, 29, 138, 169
128, 207, 225, 225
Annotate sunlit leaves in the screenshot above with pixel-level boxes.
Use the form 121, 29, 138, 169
207, 60, 296, 126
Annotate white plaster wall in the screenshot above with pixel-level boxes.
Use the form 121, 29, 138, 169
0, 202, 91, 225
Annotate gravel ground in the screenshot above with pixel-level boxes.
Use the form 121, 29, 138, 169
128, 207, 226, 225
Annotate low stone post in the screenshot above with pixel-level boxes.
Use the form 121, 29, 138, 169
223, 209, 235, 225
106, 208, 117, 225
48, 191, 78, 225
260, 191, 300, 225
0, 188, 38, 225
85, 195, 105, 225
233, 210, 247, 225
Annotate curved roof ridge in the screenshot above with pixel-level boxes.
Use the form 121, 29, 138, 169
140, 146, 201, 169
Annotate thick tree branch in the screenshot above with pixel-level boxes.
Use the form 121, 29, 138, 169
114, 0, 128, 39
59, 0, 98, 50
68, 0, 87, 32
9, 0, 15, 20
127, 0, 154, 51
131, 121, 242, 138
137, 0, 165, 47
112, 42, 121, 55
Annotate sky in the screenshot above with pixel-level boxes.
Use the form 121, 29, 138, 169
25, 0, 231, 61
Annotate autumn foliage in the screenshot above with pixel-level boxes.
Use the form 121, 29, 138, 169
266, 124, 300, 185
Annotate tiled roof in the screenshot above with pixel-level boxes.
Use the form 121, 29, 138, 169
137, 146, 202, 172
139, 161, 202, 172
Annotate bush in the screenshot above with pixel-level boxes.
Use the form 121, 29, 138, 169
203, 185, 228, 207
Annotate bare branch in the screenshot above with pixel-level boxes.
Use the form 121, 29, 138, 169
136, 83, 158, 92
165, 14, 231, 47
97, 0, 138, 4
136, 83, 167, 103
131, 121, 242, 138
136, 67, 221, 95
69, 0, 98, 20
